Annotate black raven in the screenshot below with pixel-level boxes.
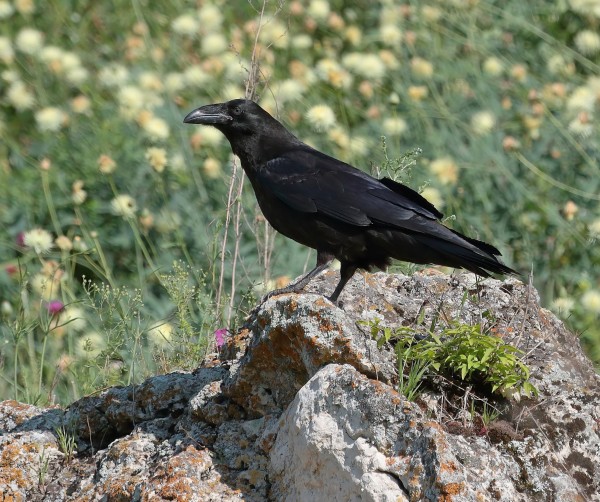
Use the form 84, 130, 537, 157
184, 99, 516, 302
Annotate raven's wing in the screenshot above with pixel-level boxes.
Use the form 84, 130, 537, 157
256, 148, 442, 229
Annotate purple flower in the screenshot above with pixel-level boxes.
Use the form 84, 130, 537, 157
16, 232, 25, 248
45, 300, 64, 315
214, 328, 228, 349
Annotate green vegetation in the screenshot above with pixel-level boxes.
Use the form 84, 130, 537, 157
1, 0, 599, 405
368, 319, 538, 401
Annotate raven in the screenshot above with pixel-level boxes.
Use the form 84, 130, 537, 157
184, 99, 516, 302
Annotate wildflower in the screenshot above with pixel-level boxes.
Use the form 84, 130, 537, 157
197, 4, 223, 29
345, 25, 362, 45
118, 85, 145, 117
547, 54, 575, 77
589, 218, 600, 239
70, 94, 91, 114
14, 0, 35, 14
201, 33, 228, 56
551, 297, 575, 316
66, 65, 88, 86
214, 328, 228, 349
148, 322, 174, 347
71, 180, 87, 206
0, 36, 14, 63
470, 110, 496, 136
568, 113, 593, 139
276, 79, 305, 102
193, 127, 223, 148
146, 147, 168, 173
569, 0, 600, 17
98, 63, 129, 87
510, 64, 528, 82
307, 0, 330, 21
306, 104, 337, 131
567, 87, 596, 114
0, 1, 14, 18
172, 14, 199, 36
23, 228, 53, 254
55, 235, 73, 251
342, 53, 386, 79
6, 81, 35, 110
61, 306, 86, 331
1, 300, 12, 316
259, 19, 288, 48
76, 331, 105, 357
420, 187, 443, 210
410, 57, 434, 79
574, 30, 600, 56
139, 209, 154, 231
98, 154, 117, 174
483, 57, 503, 76
421, 5, 442, 22
292, 34, 313, 49
139, 71, 163, 92
111, 194, 138, 218
143, 116, 170, 141
382, 117, 408, 136
203, 158, 222, 178
15, 28, 43, 54
562, 200, 578, 221
155, 209, 182, 233
165, 72, 186, 94
35, 107, 67, 132
430, 157, 459, 185
408, 85, 428, 101
380, 24, 402, 46
581, 289, 600, 314
502, 136, 521, 151
184, 65, 210, 87
45, 300, 64, 316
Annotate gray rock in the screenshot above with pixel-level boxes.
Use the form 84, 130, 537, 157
0, 271, 598, 501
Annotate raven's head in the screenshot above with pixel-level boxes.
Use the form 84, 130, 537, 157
184, 99, 277, 136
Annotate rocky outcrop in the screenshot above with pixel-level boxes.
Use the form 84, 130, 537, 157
1, 271, 599, 501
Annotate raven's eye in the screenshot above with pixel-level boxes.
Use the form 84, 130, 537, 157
232, 106, 243, 116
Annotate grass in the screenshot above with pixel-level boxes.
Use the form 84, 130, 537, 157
1, 0, 599, 405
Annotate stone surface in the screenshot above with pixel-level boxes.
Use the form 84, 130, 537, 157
0, 271, 598, 501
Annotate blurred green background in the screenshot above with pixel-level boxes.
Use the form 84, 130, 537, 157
1, 0, 599, 405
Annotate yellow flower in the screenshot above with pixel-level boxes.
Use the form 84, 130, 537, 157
15, 28, 43, 54
562, 200, 578, 221
411, 57, 434, 79
483, 57, 503, 76
203, 158, 222, 179
408, 85, 428, 101
574, 30, 600, 56
171, 14, 199, 36
201, 33, 228, 56
470, 110, 496, 136
142, 116, 170, 141
6, 81, 34, 110
55, 235, 73, 251
98, 154, 117, 174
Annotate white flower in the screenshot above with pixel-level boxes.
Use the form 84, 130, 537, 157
184, 65, 211, 87
118, 85, 145, 116
588, 218, 600, 239
35, 107, 67, 132
420, 187, 443, 209
172, 14, 199, 36
66, 66, 88, 86
77, 331, 105, 357
0, 1, 14, 19
14, 0, 35, 14
581, 289, 600, 314
307, 0, 330, 21
60, 307, 86, 332
7, 81, 35, 110
275, 79, 305, 102
0, 36, 13, 63
15, 28, 43, 54
139, 71, 163, 91
197, 4, 223, 29
566, 86, 596, 114
55, 235, 73, 251
24, 228, 53, 253
471, 110, 496, 136
567, 115, 593, 139
306, 104, 337, 131
111, 194, 137, 218
98, 64, 129, 87
382, 117, 408, 136
574, 30, 600, 55
411, 57, 434, 79
551, 297, 575, 316
292, 34, 312, 50
201, 33, 228, 56
569, 0, 600, 18
483, 57, 503, 76
145, 147, 168, 173
342, 53, 386, 79
147, 322, 174, 347
143, 116, 170, 141
380, 24, 403, 46
165, 72, 185, 94
196, 127, 223, 146
259, 19, 288, 48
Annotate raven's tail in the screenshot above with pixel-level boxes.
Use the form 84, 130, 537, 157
417, 229, 517, 277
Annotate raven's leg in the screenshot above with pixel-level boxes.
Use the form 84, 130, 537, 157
262, 251, 334, 300
328, 262, 358, 303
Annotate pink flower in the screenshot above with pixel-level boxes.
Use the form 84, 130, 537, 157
214, 328, 228, 349
16, 232, 25, 247
45, 300, 64, 315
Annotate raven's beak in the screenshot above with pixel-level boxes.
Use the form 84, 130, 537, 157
183, 104, 232, 125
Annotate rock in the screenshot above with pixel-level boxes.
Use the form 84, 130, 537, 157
0, 271, 598, 501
